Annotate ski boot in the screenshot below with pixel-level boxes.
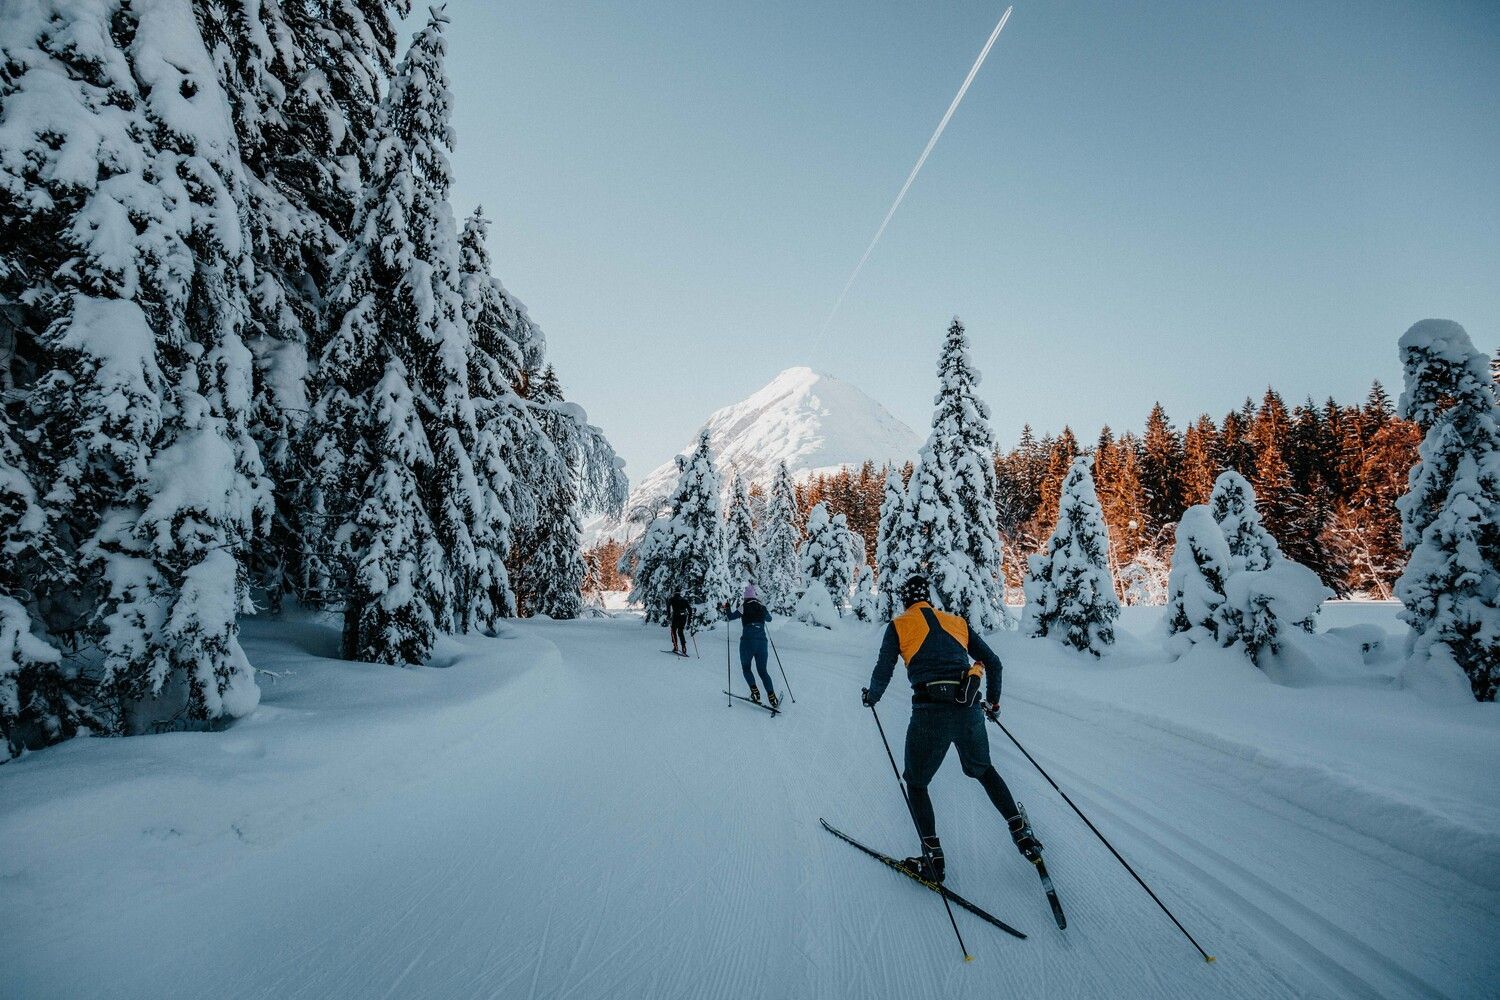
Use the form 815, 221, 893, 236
900, 839, 945, 883
767, 691, 780, 710
749, 686, 762, 704
1009, 804, 1044, 864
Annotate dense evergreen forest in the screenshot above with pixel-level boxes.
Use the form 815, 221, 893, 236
590, 382, 1420, 602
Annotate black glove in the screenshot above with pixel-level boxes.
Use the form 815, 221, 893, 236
861, 688, 876, 708
982, 700, 1000, 721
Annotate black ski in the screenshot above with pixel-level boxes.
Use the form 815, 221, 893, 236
1033, 857, 1066, 929
820, 819, 1026, 940
661, 650, 690, 657
724, 690, 779, 716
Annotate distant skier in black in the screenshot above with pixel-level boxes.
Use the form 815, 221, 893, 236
862, 574, 1042, 883
722, 584, 778, 708
667, 592, 692, 656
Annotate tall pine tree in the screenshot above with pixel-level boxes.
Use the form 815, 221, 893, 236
759, 462, 803, 615
1024, 456, 1119, 655
914, 318, 1006, 630
629, 430, 729, 623
3, 0, 269, 725
874, 470, 915, 621
1395, 320, 1500, 700
306, 8, 476, 662
725, 473, 760, 592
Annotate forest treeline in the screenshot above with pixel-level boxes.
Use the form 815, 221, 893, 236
588, 383, 1419, 601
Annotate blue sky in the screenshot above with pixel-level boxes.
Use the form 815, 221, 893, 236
432, 1, 1499, 480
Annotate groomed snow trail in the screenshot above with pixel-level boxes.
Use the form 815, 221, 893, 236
3, 613, 1496, 999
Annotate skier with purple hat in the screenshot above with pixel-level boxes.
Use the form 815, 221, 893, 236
722, 584, 778, 708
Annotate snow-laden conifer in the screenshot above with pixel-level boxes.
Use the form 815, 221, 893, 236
1023, 456, 1119, 655
1209, 471, 1280, 572
1394, 319, 1500, 700
628, 431, 729, 623
874, 470, 914, 621
908, 446, 989, 623
851, 564, 878, 622
0, 408, 100, 759
759, 462, 803, 615
306, 9, 479, 658
794, 580, 839, 629
725, 474, 760, 592
514, 367, 586, 619
801, 503, 853, 615
913, 319, 1006, 629
1206, 468, 1329, 661
1163, 506, 1231, 655
2, 0, 268, 724
1220, 561, 1332, 665
457, 208, 533, 624
343, 361, 438, 664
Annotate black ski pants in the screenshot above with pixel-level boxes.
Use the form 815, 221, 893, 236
903, 702, 1019, 843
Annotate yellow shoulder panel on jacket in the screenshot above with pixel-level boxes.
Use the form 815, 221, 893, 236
934, 609, 969, 648
892, 607, 930, 664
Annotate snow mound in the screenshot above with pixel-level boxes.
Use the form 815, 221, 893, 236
794, 581, 839, 629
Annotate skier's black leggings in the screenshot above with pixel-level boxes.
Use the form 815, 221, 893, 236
670, 619, 687, 650
903, 703, 1019, 842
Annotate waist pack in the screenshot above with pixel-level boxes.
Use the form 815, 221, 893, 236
914, 664, 984, 706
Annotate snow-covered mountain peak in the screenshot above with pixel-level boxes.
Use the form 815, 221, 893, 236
590, 369, 921, 538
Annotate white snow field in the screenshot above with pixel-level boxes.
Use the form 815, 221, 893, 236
3, 605, 1497, 1000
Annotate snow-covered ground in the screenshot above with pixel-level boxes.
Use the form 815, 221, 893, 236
3, 604, 1497, 999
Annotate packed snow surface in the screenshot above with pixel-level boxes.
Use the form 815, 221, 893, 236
3, 604, 1497, 999
589, 367, 920, 539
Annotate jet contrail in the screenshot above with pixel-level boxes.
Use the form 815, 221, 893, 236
813, 5, 1013, 346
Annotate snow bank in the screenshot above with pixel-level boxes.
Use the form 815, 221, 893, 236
995, 604, 1500, 890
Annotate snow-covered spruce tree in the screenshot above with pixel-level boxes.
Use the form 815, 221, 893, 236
458, 207, 537, 625
342, 361, 438, 663
801, 502, 854, 615
629, 431, 730, 624
759, 462, 804, 615
625, 514, 671, 622
514, 366, 585, 620
1220, 559, 1332, 665
1163, 506, 1232, 656
725, 473, 760, 592
851, 564, 878, 622
874, 469, 915, 620
1394, 319, 1500, 700
0, 408, 101, 760
907, 444, 986, 621
1205, 468, 1329, 663
1209, 470, 1280, 572
307, 9, 480, 661
1023, 456, 1120, 655
193, 1, 412, 609
2, 0, 269, 725
914, 319, 1006, 630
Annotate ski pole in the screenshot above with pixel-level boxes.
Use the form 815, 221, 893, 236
866, 691, 972, 963
725, 613, 732, 708
767, 635, 796, 703
692, 630, 700, 659
987, 715, 1216, 964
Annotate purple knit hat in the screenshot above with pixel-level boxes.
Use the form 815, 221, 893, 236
744, 583, 759, 600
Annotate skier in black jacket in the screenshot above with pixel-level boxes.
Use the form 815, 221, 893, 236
667, 593, 692, 656
863, 574, 1041, 883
